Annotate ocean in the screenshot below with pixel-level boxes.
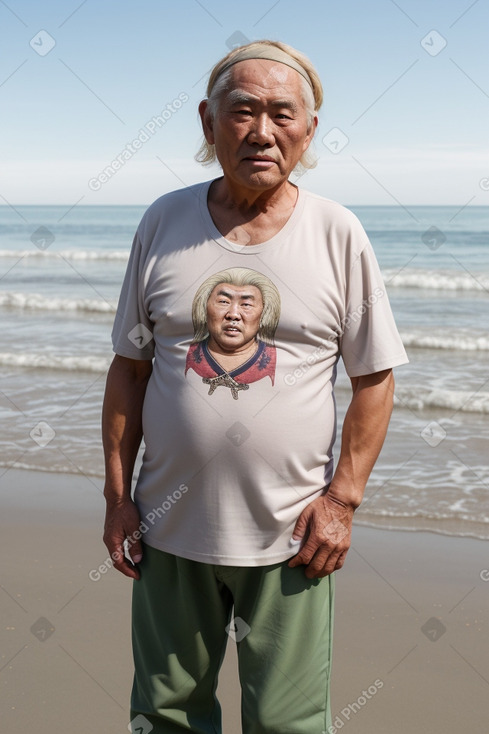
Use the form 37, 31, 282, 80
1, 200, 488, 539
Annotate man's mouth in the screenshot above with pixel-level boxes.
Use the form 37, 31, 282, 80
245, 155, 276, 163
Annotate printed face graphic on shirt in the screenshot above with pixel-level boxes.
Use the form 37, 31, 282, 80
206, 283, 263, 353
185, 267, 281, 399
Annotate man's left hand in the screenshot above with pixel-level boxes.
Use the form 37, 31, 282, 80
288, 493, 354, 579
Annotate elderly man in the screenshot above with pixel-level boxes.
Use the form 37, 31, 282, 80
102, 40, 408, 734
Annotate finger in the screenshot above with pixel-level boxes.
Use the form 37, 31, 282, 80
288, 554, 302, 568
126, 534, 144, 564
115, 553, 141, 580
116, 560, 141, 580
108, 542, 141, 580
288, 540, 316, 568
335, 549, 349, 570
305, 548, 342, 579
291, 528, 328, 563
288, 528, 313, 568
129, 545, 143, 564
291, 509, 309, 540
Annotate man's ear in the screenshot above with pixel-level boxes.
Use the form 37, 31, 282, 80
302, 113, 319, 152
198, 100, 215, 145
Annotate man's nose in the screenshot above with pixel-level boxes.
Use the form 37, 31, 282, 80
248, 113, 274, 146
225, 305, 241, 319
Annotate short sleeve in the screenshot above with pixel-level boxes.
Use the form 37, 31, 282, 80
111, 231, 155, 361
339, 241, 408, 377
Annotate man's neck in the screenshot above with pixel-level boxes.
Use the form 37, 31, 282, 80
209, 176, 296, 213
207, 178, 299, 246
207, 338, 259, 372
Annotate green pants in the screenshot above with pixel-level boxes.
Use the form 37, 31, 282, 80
130, 544, 334, 734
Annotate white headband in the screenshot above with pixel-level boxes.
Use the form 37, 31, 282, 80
214, 46, 313, 90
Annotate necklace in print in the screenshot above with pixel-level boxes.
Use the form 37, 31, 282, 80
199, 339, 268, 399
202, 372, 250, 399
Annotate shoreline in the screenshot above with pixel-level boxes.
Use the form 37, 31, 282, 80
2, 468, 488, 733
2, 465, 488, 541
354, 513, 489, 541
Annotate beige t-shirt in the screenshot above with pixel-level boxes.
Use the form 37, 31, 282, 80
112, 180, 408, 566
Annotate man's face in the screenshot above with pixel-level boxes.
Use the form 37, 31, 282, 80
200, 59, 317, 194
206, 283, 264, 354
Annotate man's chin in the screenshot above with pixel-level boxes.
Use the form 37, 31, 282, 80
210, 336, 254, 354
215, 340, 244, 352
233, 168, 286, 191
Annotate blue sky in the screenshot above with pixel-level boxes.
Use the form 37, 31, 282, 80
1, 0, 488, 205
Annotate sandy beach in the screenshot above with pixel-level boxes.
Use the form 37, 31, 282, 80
1, 468, 488, 734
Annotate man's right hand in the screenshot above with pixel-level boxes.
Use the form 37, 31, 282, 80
101, 355, 153, 580
103, 498, 143, 580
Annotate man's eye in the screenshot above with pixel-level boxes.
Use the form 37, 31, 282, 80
276, 113, 292, 120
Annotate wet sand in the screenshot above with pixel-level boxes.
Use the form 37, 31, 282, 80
1, 469, 488, 733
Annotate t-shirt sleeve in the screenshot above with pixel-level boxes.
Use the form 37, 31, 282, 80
339, 240, 408, 377
111, 230, 155, 361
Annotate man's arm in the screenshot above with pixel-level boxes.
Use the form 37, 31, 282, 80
288, 368, 394, 579
102, 354, 153, 579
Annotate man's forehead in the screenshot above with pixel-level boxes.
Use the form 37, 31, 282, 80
226, 58, 303, 95
211, 283, 262, 298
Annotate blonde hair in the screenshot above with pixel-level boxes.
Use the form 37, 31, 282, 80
196, 40, 323, 172
191, 267, 281, 345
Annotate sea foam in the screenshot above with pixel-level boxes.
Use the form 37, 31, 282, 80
0, 292, 116, 313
